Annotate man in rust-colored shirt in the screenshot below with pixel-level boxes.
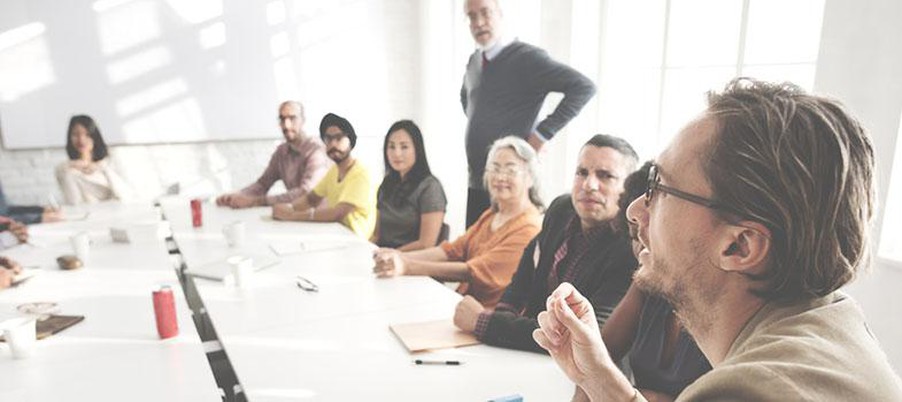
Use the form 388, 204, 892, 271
217, 101, 330, 208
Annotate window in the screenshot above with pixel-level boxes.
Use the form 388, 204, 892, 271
590, 0, 825, 161
878, 112, 902, 263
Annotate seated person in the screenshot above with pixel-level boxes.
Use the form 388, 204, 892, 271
532, 79, 902, 401
0, 181, 62, 224
0, 217, 29, 249
452, 134, 640, 352
372, 120, 447, 250
373, 136, 542, 308
217, 101, 330, 208
56, 115, 133, 205
0, 256, 22, 289
602, 162, 711, 401
272, 113, 376, 239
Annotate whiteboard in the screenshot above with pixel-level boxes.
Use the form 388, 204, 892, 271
0, 0, 409, 149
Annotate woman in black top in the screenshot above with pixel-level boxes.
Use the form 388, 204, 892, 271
371, 120, 447, 250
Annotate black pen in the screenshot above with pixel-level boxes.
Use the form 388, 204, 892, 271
414, 359, 462, 365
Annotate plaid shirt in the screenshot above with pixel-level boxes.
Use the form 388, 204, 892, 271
475, 216, 609, 337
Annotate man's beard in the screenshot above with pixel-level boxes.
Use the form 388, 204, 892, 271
633, 238, 718, 334
328, 149, 349, 164
634, 256, 686, 310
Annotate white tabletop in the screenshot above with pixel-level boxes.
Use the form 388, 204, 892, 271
0, 202, 220, 402
161, 198, 575, 401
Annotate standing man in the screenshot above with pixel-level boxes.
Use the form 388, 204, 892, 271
217, 101, 330, 208
461, 0, 596, 227
452, 134, 639, 353
533, 78, 902, 400
272, 113, 376, 239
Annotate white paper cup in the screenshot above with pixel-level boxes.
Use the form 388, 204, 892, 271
222, 221, 247, 248
69, 232, 91, 263
3, 317, 37, 359
227, 256, 254, 288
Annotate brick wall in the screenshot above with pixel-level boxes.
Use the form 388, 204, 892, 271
0, 139, 284, 205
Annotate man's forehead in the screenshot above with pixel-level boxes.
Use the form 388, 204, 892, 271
279, 104, 300, 115
579, 146, 628, 171
658, 114, 717, 181
466, 0, 497, 13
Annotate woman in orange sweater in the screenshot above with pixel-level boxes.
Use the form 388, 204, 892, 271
373, 136, 543, 307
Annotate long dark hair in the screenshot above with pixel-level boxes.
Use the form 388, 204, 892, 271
66, 115, 109, 161
378, 120, 433, 203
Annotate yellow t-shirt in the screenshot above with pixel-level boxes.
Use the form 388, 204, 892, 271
312, 162, 376, 238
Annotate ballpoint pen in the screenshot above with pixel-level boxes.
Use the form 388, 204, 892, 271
296, 276, 319, 292
414, 359, 462, 365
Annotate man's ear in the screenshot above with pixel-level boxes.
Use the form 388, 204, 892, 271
717, 220, 771, 275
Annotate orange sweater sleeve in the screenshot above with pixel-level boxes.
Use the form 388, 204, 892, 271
464, 221, 540, 307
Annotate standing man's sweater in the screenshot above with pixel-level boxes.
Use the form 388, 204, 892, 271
460, 40, 596, 190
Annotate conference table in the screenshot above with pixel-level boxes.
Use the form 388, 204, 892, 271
0, 202, 221, 401
160, 198, 574, 401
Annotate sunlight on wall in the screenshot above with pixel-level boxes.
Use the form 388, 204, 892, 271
272, 56, 300, 102
291, 1, 391, 137
115, 78, 187, 117
0, 22, 55, 102
121, 97, 207, 142
198, 22, 226, 49
95, 0, 161, 55
266, 1, 287, 26
270, 31, 290, 58
105, 46, 172, 85
165, 0, 223, 25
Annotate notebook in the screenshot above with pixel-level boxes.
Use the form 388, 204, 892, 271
0, 315, 85, 341
389, 319, 481, 353
185, 254, 281, 281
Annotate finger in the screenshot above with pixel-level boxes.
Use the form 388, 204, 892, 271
544, 295, 568, 339
536, 311, 562, 346
532, 328, 556, 353
555, 293, 599, 342
551, 282, 595, 321
550, 282, 580, 302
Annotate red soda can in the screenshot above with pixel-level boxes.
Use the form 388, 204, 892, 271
152, 285, 179, 339
190, 198, 203, 227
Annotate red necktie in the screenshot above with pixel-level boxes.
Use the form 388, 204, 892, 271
482, 52, 489, 69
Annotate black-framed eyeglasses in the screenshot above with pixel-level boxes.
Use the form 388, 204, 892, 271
645, 164, 732, 213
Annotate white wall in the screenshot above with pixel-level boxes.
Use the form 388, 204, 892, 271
0, 0, 437, 226
815, 0, 902, 372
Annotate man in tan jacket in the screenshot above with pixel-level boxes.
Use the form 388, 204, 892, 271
533, 78, 902, 401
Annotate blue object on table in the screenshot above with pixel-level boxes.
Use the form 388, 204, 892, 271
488, 394, 523, 402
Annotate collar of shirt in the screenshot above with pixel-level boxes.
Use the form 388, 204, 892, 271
480, 35, 514, 62
565, 214, 614, 244
287, 137, 312, 155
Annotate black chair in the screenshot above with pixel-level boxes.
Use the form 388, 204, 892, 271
436, 223, 450, 245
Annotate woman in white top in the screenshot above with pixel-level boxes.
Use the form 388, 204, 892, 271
56, 115, 131, 205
